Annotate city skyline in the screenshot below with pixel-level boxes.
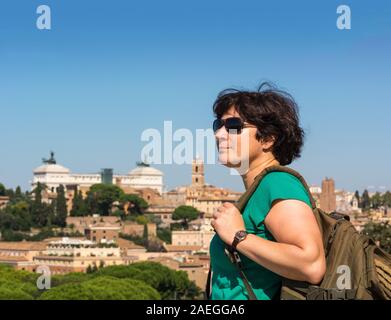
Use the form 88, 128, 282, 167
1, 150, 390, 195
1, 0, 391, 193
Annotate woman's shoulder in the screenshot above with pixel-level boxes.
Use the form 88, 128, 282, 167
259, 171, 301, 187
254, 171, 312, 207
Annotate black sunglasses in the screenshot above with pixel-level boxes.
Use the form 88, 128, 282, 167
213, 117, 256, 134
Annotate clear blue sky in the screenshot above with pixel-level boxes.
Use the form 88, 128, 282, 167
0, 0, 390, 193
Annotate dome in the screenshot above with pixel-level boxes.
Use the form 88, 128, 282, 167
129, 165, 162, 176
34, 164, 70, 174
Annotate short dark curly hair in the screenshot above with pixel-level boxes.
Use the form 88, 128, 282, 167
213, 82, 305, 166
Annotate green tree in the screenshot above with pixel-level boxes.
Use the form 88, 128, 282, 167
51, 272, 93, 287
53, 185, 68, 227
4, 201, 32, 231
5, 186, 28, 205
31, 183, 51, 227
371, 192, 382, 209
172, 205, 199, 230
0, 183, 6, 196
95, 262, 201, 300
38, 276, 160, 300
0, 264, 39, 299
354, 190, 360, 207
143, 223, 148, 243
86, 184, 124, 216
361, 189, 370, 210
363, 221, 391, 254
383, 191, 391, 207
70, 191, 88, 217
136, 215, 149, 225
14, 186, 22, 200
120, 194, 148, 216
86, 265, 93, 274
157, 228, 172, 244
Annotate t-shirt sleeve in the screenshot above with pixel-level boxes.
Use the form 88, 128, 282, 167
249, 172, 312, 228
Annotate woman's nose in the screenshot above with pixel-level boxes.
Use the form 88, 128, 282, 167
215, 126, 227, 140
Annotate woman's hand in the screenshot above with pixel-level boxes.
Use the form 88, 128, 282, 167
211, 202, 246, 246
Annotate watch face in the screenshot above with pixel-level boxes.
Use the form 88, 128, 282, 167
236, 230, 247, 240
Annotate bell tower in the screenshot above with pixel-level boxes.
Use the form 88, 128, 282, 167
192, 158, 205, 186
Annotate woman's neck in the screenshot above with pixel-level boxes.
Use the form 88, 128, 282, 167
242, 157, 280, 189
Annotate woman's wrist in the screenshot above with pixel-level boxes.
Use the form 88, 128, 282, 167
235, 233, 254, 252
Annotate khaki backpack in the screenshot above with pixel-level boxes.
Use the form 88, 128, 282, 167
206, 165, 391, 300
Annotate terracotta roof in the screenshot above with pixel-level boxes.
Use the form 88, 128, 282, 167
0, 256, 30, 262
0, 242, 47, 251
116, 238, 146, 250
179, 262, 204, 268
43, 237, 85, 242
34, 255, 122, 261
86, 224, 121, 229
164, 245, 203, 252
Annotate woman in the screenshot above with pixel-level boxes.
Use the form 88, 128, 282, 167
209, 83, 326, 300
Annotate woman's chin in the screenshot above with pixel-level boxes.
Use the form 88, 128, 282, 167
218, 153, 241, 168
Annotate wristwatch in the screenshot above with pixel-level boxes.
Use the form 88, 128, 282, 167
231, 230, 248, 250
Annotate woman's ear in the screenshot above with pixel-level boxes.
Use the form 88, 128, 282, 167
261, 136, 276, 152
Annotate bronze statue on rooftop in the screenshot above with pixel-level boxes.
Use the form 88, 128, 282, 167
42, 151, 56, 165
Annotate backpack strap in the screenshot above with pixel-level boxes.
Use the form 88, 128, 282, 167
224, 246, 258, 300
205, 268, 212, 299
235, 165, 317, 212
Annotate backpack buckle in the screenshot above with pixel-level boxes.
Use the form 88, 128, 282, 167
224, 247, 242, 267
330, 212, 350, 221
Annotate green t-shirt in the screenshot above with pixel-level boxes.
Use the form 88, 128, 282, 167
209, 171, 312, 300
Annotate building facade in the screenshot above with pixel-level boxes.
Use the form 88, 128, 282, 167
31, 153, 164, 195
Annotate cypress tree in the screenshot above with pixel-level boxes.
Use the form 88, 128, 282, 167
54, 185, 68, 227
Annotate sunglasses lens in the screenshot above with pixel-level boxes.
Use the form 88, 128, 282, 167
225, 117, 243, 133
213, 119, 224, 132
